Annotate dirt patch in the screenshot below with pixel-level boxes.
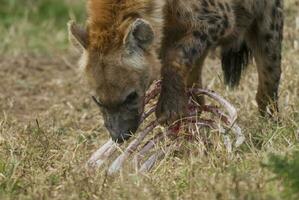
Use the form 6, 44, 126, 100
0, 54, 103, 130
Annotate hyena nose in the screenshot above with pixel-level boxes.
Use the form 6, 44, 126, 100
104, 123, 128, 143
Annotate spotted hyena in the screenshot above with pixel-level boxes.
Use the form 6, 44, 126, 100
68, 0, 284, 142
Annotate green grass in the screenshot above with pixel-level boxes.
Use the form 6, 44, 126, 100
0, 0, 299, 199
264, 150, 299, 199
0, 0, 85, 54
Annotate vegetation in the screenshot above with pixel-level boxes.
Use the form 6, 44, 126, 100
0, 0, 85, 54
0, 0, 298, 199
265, 151, 299, 199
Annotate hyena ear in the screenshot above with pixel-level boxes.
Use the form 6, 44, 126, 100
124, 18, 154, 51
68, 20, 89, 50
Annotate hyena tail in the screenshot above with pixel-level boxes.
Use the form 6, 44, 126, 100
221, 41, 252, 88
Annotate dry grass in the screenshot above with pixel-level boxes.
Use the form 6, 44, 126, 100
0, 0, 298, 199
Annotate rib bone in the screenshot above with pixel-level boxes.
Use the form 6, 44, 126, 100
87, 139, 114, 168
108, 121, 159, 174
88, 81, 245, 174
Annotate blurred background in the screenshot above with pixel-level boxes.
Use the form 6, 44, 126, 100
0, 0, 298, 199
0, 0, 85, 54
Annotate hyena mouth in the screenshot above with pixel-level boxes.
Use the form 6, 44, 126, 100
87, 80, 245, 174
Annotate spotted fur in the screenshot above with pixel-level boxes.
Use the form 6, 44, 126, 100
68, 0, 284, 141
157, 0, 284, 122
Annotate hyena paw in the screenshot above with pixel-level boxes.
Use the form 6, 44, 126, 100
156, 91, 188, 125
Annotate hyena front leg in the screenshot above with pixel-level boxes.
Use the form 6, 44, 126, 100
156, 32, 209, 124
157, 0, 234, 124
251, 5, 283, 117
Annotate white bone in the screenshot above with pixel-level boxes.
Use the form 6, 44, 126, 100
87, 139, 115, 168
108, 121, 159, 174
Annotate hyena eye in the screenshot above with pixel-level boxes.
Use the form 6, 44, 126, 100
124, 91, 138, 105
92, 96, 103, 108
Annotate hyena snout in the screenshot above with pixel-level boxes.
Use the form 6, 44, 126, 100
103, 108, 142, 143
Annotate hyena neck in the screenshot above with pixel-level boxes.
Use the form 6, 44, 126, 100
87, 0, 165, 54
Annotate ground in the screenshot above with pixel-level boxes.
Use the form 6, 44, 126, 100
0, 0, 298, 199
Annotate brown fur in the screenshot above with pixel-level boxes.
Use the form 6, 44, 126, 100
70, 0, 164, 104
87, 0, 162, 53
157, 0, 284, 122
68, 0, 164, 142
68, 0, 284, 141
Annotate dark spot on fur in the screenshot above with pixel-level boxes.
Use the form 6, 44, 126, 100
223, 15, 229, 28
216, 24, 222, 30
220, 29, 225, 36
191, 48, 198, 56
199, 33, 208, 41
181, 46, 198, 63
209, 0, 215, 6
192, 4, 200, 12
276, 0, 281, 7
202, 8, 210, 14
272, 54, 278, 61
211, 35, 218, 42
185, 12, 191, 18
270, 23, 275, 31
193, 31, 202, 38
218, 3, 225, 11
176, 11, 181, 18
208, 17, 217, 24
264, 33, 273, 42
267, 66, 274, 72
225, 3, 231, 12
202, 0, 209, 7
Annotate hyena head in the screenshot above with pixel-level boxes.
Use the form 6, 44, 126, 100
68, 17, 160, 143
